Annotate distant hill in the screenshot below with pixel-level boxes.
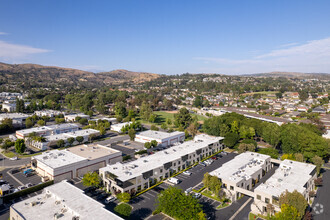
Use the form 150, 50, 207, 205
245, 71, 330, 79
0, 63, 160, 88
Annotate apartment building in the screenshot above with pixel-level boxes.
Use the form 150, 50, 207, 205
252, 160, 317, 215
135, 130, 185, 147
210, 152, 272, 201
31, 144, 122, 182
30, 129, 100, 150
99, 134, 224, 194
16, 123, 79, 139
10, 180, 123, 220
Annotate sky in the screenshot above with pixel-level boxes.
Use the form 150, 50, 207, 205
1, 0, 330, 75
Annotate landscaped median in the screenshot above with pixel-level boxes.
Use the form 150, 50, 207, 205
132, 150, 223, 199
3, 180, 54, 202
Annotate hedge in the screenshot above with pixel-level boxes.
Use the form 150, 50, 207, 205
3, 180, 54, 202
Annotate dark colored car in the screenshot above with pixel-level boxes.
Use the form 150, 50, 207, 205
153, 186, 165, 193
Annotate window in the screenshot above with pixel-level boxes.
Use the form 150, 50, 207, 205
230, 186, 234, 190
257, 195, 261, 200
265, 198, 270, 204
178, 161, 181, 165
160, 169, 163, 173
174, 163, 176, 166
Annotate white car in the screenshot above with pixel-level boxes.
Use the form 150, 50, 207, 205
168, 177, 180, 184
185, 187, 192, 195
9, 157, 18, 161
25, 183, 33, 188
193, 193, 201, 199
182, 171, 192, 176
105, 196, 116, 204
18, 186, 27, 191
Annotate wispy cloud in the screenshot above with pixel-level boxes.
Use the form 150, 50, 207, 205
0, 32, 8, 35
0, 40, 50, 59
194, 37, 330, 74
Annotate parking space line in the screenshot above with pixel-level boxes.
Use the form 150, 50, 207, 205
7, 168, 25, 186
141, 194, 152, 200
145, 191, 157, 197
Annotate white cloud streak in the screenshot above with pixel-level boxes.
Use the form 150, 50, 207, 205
0, 32, 8, 35
0, 40, 50, 59
194, 37, 330, 74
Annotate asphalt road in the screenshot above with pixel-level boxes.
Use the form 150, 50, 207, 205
94, 134, 129, 146
0, 154, 31, 168
312, 169, 330, 220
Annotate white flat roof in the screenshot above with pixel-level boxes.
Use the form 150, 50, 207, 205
0, 113, 29, 119
11, 181, 122, 220
100, 134, 223, 182
45, 129, 100, 142
32, 150, 87, 169
17, 123, 79, 135
254, 159, 316, 197
210, 152, 270, 184
111, 122, 132, 128
136, 130, 184, 141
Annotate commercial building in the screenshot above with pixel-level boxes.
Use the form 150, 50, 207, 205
10, 180, 123, 220
135, 130, 185, 147
1, 103, 16, 112
16, 123, 79, 139
252, 160, 317, 215
100, 134, 224, 194
34, 110, 63, 118
111, 122, 132, 133
210, 152, 272, 201
31, 129, 100, 150
89, 117, 117, 124
0, 113, 29, 127
31, 144, 122, 182
64, 114, 90, 122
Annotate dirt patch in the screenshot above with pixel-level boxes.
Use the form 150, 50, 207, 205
164, 110, 178, 113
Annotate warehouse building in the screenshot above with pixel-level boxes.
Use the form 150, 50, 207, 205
31, 144, 122, 182
100, 134, 224, 194
111, 122, 132, 133
16, 123, 79, 139
31, 129, 100, 150
135, 130, 185, 147
10, 180, 123, 220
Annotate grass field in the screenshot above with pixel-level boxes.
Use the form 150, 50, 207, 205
243, 91, 279, 96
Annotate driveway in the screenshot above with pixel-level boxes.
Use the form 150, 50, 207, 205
94, 134, 129, 146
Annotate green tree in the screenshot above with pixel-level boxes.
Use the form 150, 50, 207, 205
187, 123, 198, 138
79, 118, 88, 125
150, 140, 158, 148
25, 118, 34, 128
155, 186, 205, 220
223, 133, 239, 148
115, 102, 127, 118
56, 139, 65, 148
193, 95, 203, 108
230, 121, 239, 134
117, 192, 131, 203
262, 123, 281, 147
166, 118, 172, 125
269, 204, 300, 220
86, 110, 93, 117
174, 108, 192, 129
144, 142, 152, 149
161, 123, 168, 130
76, 136, 84, 144
294, 153, 304, 162
37, 119, 45, 126
238, 143, 255, 153
148, 114, 157, 123
67, 137, 75, 146
99, 126, 106, 135
279, 190, 307, 218
140, 102, 153, 121
14, 139, 26, 154
150, 124, 159, 131
257, 148, 279, 159
82, 172, 100, 187
128, 129, 136, 141
114, 203, 132, 218
311, 155, 323, 175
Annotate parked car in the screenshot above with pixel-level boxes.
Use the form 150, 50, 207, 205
18, 186, 27, 191
182, 171, 192, 176
9, 157, 18, 161
211, 156, 217, 160
105, 196, 116, 204
153, 186, 164, 193
185, 187, 193, 195
199, 162, 206, 167
221, 152, 228, 155
25, 183, 33, 188
168, 177, 180, 184
11, 188, 19, 193
11, 169, 20, 174
25, 172, 34, 177
0, 180, 7, 185
193, 192, 201, 199
23, 169, 33, 175
97, 193, 108, 201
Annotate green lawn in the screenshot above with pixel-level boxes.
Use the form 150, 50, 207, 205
201, 189, 221, 201
2, 150, 42, 159
243, 91, 279, 95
